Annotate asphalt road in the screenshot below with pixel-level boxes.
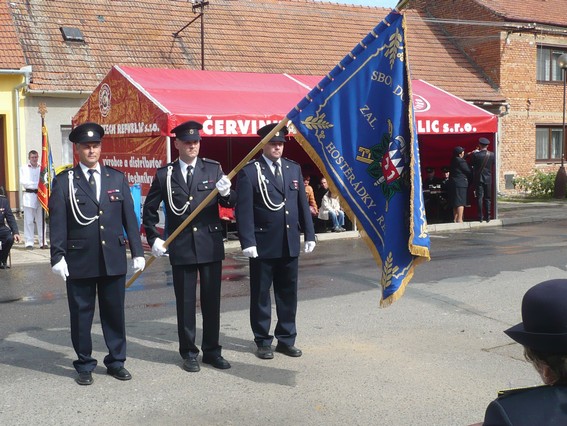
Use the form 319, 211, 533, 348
1, 220, 567, 425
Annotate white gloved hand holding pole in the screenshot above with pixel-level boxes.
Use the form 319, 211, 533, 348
304, 241, 316, 253
132, 256, 146, 273
52, 257, 69, 281
151, 238, 167, 257
242, 246, 258, 258
215, 175, 232, 197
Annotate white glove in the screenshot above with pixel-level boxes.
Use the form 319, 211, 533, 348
52, 257, 69, 281
242, 246, 258, 258
216, 175, 231, 197
304, 241, 316, 253
151, 238, 167, 257
132, 256, 146, 273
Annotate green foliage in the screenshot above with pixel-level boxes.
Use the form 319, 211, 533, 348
513, 170, 556, 198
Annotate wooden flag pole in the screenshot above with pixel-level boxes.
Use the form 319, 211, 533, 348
394, 0, 410, 11
126, 119, 288, 288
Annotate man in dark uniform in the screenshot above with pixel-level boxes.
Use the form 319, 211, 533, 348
143, 120, 235, 373
470, 137, 495, 222
0, 190, 21, 269
235, 123, 316, 360
49, 122, 145, 385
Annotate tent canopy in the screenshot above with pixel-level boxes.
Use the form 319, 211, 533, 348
74, 65, 497, 137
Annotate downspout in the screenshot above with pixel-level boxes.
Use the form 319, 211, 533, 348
2, 66, 33, 212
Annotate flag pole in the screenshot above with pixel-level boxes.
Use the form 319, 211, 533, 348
394, 0, 410, 11
126, 118, 288, 287
38, 103, 48, 248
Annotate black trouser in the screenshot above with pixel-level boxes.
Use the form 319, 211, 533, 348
172, 262, 223, 359
476, 182, 492, 220
0, 227, 14, 263
66, 275, 126, 373
249, 256, 299, 347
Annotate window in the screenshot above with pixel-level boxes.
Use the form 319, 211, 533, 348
537, 46, 567, 81
536, 126, 564, 161
61, 125, 73, 166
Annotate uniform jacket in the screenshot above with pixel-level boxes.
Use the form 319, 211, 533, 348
0, 196, 18, 234
235, 156, 315, 259
142, 158, 236, 266
470, 149, 495, 185
449, 156, 472, 188
483, 385, 567, 425
49, 165, 144, 278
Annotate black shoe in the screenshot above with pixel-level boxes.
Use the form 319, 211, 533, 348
76, 371, 93, 386
182, 358, 200, 372
202, 355, 231, 369
0, 262, 6, 270
275, 343, 302, 357
106, 366, 132, 381
25, 246, 33, 250
256, 346, 274, 360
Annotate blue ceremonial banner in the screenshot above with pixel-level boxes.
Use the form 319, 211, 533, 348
288, 10, 430, 306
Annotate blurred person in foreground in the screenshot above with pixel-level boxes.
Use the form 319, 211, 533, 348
475, 279, 567, 425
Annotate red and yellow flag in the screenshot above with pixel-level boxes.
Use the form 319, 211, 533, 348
37, 123, 52, 212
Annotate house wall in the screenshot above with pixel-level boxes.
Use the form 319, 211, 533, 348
22, 95, 88, 167
0, 75, 25, 204
413, 0, 567, 193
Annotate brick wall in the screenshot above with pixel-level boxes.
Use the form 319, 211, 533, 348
410, 0, 567, 193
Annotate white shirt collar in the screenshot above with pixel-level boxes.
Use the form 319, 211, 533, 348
179, 158, 197, 172
79, 162, 101, 175
263, 155, 280, 168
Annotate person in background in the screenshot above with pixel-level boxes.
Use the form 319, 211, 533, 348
422, 167, 443, 223
477, 279, 567, 426
448, 146, 472, 223
20, 150, 46, 249
438, 167, 452, 223
49, 122, 145, 386
235, 123, 316, 360
143, 120, 235, 373
318, 185, 346, 232
470, 137, 495, 222
0, 189, 21, 269
303, 175, 318, 217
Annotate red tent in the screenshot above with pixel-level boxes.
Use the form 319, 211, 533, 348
73, 66, 498, 203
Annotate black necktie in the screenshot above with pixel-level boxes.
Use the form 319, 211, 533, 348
186, 165, 193, 191
273, 162, 283, 185
88, 169, 97, 200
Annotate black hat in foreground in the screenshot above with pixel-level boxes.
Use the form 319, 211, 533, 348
505, 279, 567, 354
257, 123, 289, 143
453, 146, 464, 156
69, 122, 104, 144
172, 120, 203, 142
479, 137, 490, 145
